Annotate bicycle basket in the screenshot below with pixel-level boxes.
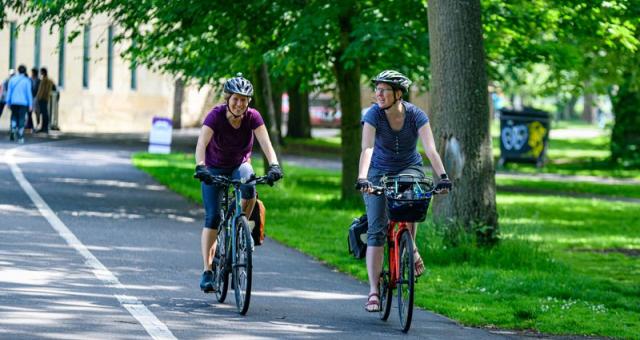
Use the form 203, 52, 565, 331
382, 175, 434, 222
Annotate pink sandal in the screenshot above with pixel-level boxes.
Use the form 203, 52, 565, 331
364, 293, 380, 312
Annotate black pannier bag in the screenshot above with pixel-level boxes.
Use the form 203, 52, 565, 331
347, 214, 368, 259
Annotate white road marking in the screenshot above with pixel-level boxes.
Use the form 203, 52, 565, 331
5, 146, 177, 340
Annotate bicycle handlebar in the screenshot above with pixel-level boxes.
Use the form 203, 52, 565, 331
368, 185, 439, 196
206, 173, 271, 186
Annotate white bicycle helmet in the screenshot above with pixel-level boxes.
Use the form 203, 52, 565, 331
224, 73, 254, 97
372, 70, 412, 93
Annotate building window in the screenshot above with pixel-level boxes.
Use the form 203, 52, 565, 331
9, 22, 17, 70
82, 24, 91, 89
34, 26, 41, 68
58, 26, 65, 88
107, 25, 114, 90
130, 63, 137, 90
130, 39, 137, 90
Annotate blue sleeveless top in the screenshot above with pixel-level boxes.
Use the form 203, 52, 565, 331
362, 101, 429, 172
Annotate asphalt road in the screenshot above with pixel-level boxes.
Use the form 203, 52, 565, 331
0, 135, 519, 339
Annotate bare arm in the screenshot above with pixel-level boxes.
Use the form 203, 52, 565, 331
254, 125, 279, 165
418, 122, 447, 177
358, 123, 376, 179
195, 125, 213, 166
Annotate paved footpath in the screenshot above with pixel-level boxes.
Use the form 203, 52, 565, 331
0, 135, 524, 339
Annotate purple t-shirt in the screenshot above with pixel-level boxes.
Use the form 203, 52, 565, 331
203, 104, 265, 168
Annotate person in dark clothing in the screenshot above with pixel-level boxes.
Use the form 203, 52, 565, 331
36, 67, 56, 134
0, 69, 15, 130
25, 68, 40, 132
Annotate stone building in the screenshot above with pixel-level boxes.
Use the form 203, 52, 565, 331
0, 14, 212, 133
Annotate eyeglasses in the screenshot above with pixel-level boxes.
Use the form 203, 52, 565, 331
374, 88, 394, 94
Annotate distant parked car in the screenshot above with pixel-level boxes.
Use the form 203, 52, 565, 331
309, 94, 341, 128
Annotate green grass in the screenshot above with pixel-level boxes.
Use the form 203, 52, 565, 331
496, 177, 640, 199
133, 153, 640, 339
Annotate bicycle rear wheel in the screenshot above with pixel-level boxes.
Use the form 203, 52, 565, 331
397, 230, 415, 333
379, 241, 393, 321
233, 215, 253, 315
213, 230, 229, 303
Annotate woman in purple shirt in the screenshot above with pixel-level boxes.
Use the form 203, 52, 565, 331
193, 74, 283, 292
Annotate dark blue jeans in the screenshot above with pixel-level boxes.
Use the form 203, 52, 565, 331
201, 162, 256, 229
10, 105, 28, 139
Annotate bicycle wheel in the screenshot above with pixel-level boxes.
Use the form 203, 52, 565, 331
233, 215, 253, 315
378, 242, 393, 321
212, 230, 229, 303
397, 230, 415, 333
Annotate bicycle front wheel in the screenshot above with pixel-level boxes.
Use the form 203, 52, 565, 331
397, 230, 415, 333
233, 215, 253, 315
213, 230, 229, 303
379, 241, 393, 321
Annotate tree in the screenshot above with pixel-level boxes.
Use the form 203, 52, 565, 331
13, 0, 292, 170
428, 0, 498, 241
279, 0, 431, 199
286, 81, 311, 138
481, 0, 640, 167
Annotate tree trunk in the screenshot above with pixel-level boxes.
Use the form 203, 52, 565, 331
560, 95, 578, 120
427, 0, 498, 242
335, 11, 361, 201
172, 78, 184, 129
254, 63, 282, 172
272, 88, 283, 144
610, 78, 640, 166
287, 82, 311, 138
583, 91, 595, 124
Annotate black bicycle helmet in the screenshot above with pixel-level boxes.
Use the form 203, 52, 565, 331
224, 73, 254, 97
372, 70, 412, 93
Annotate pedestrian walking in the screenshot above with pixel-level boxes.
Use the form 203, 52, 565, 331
35, 67, 55, 134
6, 65, 34, 144
25, 67, 40, 132
0, 69, 15, 130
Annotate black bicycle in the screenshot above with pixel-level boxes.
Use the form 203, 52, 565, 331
206, 174, 270, 315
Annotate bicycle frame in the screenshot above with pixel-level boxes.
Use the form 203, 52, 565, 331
386, 220, 412, 289
216, 175, 268, 270
218, 182, 244, 270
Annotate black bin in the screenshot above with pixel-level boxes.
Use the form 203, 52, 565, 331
498, 107, 550, 167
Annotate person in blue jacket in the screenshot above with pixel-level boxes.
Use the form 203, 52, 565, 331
6, 65, 33, 144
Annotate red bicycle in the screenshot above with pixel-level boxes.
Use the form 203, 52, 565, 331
371, 174, 435, 333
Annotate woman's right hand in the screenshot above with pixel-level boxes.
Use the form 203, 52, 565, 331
194, 165, 213, 184
355, 178, 373, 193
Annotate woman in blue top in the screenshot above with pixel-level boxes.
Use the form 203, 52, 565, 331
356, 70, 452, 312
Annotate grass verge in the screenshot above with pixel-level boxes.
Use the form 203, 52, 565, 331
132, 152, 640, 339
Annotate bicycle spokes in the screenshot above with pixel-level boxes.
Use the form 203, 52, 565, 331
233, 217, 252, 315
397, 231, 415, 333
